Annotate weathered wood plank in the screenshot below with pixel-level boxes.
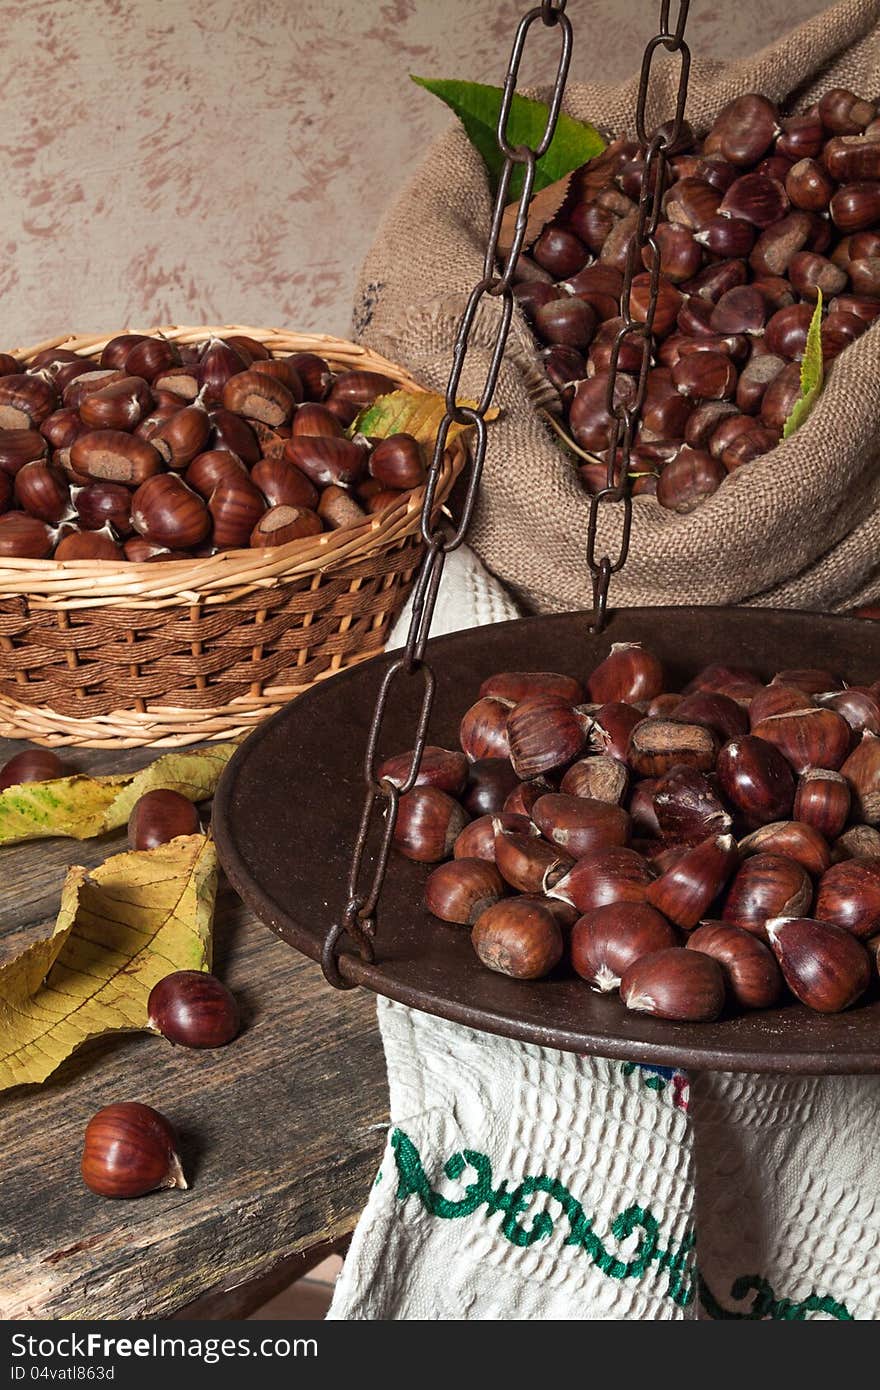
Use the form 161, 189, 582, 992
0, 740, 387, 1319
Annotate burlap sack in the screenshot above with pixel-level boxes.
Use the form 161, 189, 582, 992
354, 0, 880, 615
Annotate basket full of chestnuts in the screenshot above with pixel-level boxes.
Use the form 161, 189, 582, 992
0, 325, 465, 748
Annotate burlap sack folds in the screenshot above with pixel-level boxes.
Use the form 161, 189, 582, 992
354, 0, 880, 615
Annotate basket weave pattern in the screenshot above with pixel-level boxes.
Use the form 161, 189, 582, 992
0, 326, 462, 747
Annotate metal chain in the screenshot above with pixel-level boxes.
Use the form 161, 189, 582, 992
322, 1, 573, 988
586, 0, 691, 631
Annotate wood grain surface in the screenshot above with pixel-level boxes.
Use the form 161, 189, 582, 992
0, 741, 387, 1320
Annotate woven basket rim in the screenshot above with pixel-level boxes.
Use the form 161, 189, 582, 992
1, 325, 463, 609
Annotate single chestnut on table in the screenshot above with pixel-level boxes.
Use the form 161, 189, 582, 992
127, 789, 201, 851
147, 971, 240, 1048
81, 1101, 187, 1198
0, 747, 65, 791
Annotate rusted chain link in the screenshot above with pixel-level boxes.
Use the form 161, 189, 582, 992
587, 0, 692, 631
323, 2, 573, 987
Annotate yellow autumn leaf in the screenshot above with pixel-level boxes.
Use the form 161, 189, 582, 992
0, 742, 236, 846
351, 389, 499, 445
0, 834, 217, 1091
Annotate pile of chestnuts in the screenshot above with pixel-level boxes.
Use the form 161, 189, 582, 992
380, 642, 880, 1022
0, 332, 424, 561
515, 87, 880, 512
0, 744, 240, 1197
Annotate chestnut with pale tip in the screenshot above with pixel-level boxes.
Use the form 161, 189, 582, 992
471, 898, 563, 980
652, 766, 732, 846
377, 746, 467, 797
424, 857, 505, 925
128, 789, 201, 851
458, 695, 512, 762
0, 748, 65, 791
479, 671, 584, 705
841, 732, 880, 823
814, 857, 880, 940
716, 734, 795, 825
750, 707, 852, 774
461, 758, 520, 817
147, 971, 239, 1048
548, 847, 655, 914
494, 829, 572, 895
131, 473, 211, 550
793, 769, 851, 840
620, 947, 726, 1022
646, 832, 739, 929
686, 921, 783, 1009
586, 643, 664, 705
453, 811, 536, 863
765, 916, 871, 1013
737, 820, 831, 877
531, 793, 630, 859
570, 902, 677, 992
722, 852, 812, 937
507, 694, 591, 780
81, 1102, 187, 1199
393, 786, 468, 864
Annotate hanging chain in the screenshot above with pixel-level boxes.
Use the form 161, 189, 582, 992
322, 1, 574, 988
586, 0, 691, 631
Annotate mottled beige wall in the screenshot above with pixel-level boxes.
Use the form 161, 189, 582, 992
2, 0, 827, 349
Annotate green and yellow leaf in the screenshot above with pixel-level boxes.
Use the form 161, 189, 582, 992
0, 743, 236, 846
351, 389, 499, 446
0, 835, 217, 1091
783, 291, 825, 439
411, 76, 606, 199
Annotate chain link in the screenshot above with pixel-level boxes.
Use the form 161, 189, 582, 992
322, 2, 573, 987
587, 0, 691, 631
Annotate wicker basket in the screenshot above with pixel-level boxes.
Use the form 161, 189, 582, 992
0, 325, 465, 748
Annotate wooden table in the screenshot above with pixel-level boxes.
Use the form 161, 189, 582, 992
0, 740, 388, 1320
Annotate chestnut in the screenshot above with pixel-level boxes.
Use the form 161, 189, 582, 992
153, 365, 201, 400
326, 370, 396, 426
766, 916, 870, 1013
55, 528, 124, 561
454, 811, 535, 862
734, 354, 786, 415
549, 847, 654, 914
693, 214, 755, 258
533, 225, 589, 279
653, 766, 732, 845
283, 437, 367, 489
459, 696, 512, 762
716, 734, 795, 824
369, 434, 426, 490
249, 358, 304, 400
814, 857, 880, 939
793, 768, 851, 839
424, 857, 505, 925
196, 338, 250, 402
656, 449, 726, 512
665, 177, 721, 230
833, 824, 880, 861
684, 400, 739, 449
210, 407, 262, 464
842, 732, 880, 823
250, 505, 323, 546
686, 922, 782, 1009
587, 643, 663, 705
777, 112, 824, 161
722, 852, 812, 937
710, 286, 767, 336
377, 745, 468, 797
719, 423, 779, 472
0, 373, 58, 429
128, 788, 201, 850
71, 430, 163, 486
750, 707, 851, 774
531, 793, 630, 859
620, 947, 726, 1022
186, 449, 248, 499
221, 368, 294, 426
81, 1101, 187, 1198
504, 778, 554, 817
560, 755, 628, 805
0, 747, 65, 791
461, 757, 520, 817
393, 786, 468, 863
14, 461, 73, 524
543, 345, 587, 396
471, 898, 562, 980
495, 829, 572, 894
0, 427, 49, 476
737, 820, 831, 877
78, 375, 153, 432
759, 362, 803, 428
569, 372, 636, 452
286, 352, 334, 401
480, 671, 584, 705
571, 902, 677, 992
709, 94, 779, 166
507, 695, 590, 780
646, 832, 739, 929
208, 475, 266, 548
0, 512, 54, 558
787, 251, 848, 303
749, 212, 813, 277
829, 182, 880, 233
74, 481, 133, 535
151, 404, 212, 468
147, 970, 239, 1048
626, 718, 718, 777
131, 474, 211, 549
683, 258, 748, 303
818, 88, 877, 135
290, 402, 345, 439
534, 297, 597, 349
123, 337, 179, 383
785, 158, 835, 211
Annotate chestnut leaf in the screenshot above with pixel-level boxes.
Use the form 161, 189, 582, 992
349, 389, 498, 447
411, 76, 605, 199
782, 290, 825, 440
0, 743, 236, 845
0, 835, 216, 1090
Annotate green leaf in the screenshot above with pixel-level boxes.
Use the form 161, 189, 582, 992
350, 389, 497, 445
411, 76, 605, 198
782, 291, 825, 439
0, 743, 236, 846
0, 835, 217, 1091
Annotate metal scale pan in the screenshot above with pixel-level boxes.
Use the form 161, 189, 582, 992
213, 606, 880, 1077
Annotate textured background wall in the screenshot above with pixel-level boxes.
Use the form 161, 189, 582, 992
1, 0, 828, 349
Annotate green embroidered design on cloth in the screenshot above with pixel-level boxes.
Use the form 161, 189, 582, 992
391, 1129, 853, 1320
